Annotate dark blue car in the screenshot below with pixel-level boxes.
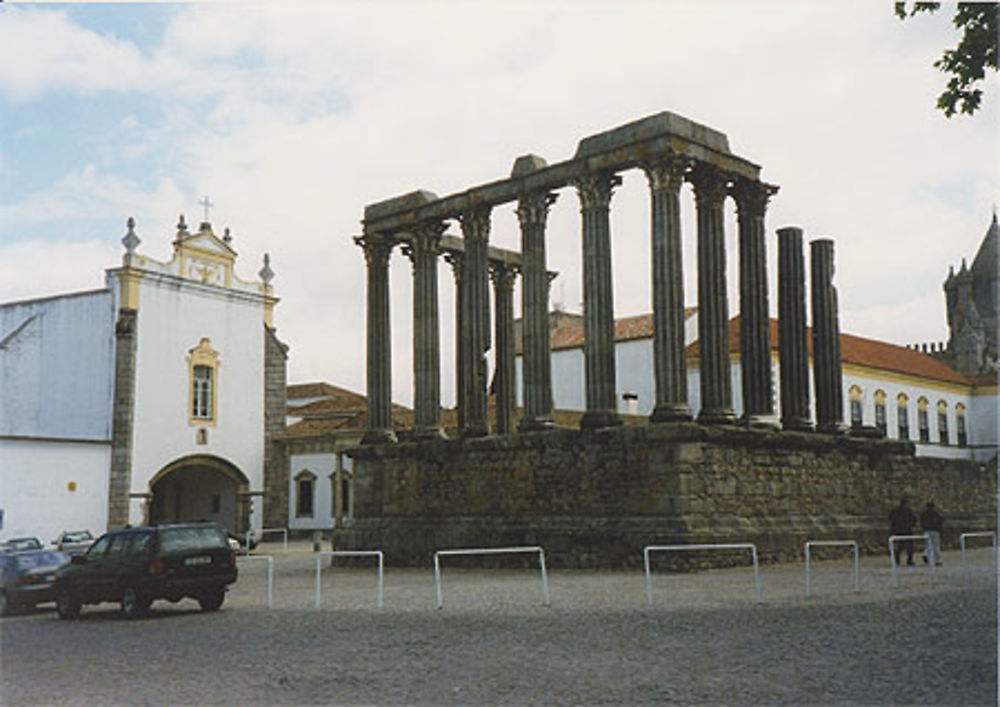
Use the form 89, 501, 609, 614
0, 550, 71, 615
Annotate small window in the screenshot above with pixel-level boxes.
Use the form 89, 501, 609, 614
193, 365, 213, 419
874, 391, 886, 436
848, 386, 863, 428
296, 472, 316, 518
897, 395, 909, 440
957, 404, 967, 447
937, 400, 949, 445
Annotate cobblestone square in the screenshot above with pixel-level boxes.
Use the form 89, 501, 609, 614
2, 544, 996, 705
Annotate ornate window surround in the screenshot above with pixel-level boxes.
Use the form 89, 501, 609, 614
187, 337, 220, 427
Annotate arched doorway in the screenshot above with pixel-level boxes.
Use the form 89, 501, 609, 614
147, 455, 251, 534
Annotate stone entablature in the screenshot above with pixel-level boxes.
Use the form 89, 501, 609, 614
356, 111, 814, 443
337, 424, 996, 568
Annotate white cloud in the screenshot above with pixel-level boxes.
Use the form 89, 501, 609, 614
1, 1, 996, 404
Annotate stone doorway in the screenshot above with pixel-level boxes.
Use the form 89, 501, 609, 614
147, 455, 251, 534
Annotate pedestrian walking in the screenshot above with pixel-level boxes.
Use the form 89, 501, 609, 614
920, 501, 944, 566
889, 497, 917, 566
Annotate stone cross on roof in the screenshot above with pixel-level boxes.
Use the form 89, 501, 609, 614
199, 195, 214, 222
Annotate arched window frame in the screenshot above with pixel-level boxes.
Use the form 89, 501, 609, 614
896, 393, 909, 440
873, 390, 887, 436
937, 399, 949, 445
295, 470, 316, 518
187, 338, 220, 427
917, 396, 930, 443
848, 385, 863, 429
956, 403, 967, 447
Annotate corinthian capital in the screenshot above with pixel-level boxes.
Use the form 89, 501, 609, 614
574, 172, 623, 210
406, 220, 447, 258
730, 178, 779, 218
459, 204, 492, 241
354, 232, 395, 268
641, 154, 690, 193
687, 163, 730, 208
489, 261, 520, 291
516, 190, 559, 227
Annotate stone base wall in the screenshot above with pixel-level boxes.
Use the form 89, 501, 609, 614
335, 423, 996, 568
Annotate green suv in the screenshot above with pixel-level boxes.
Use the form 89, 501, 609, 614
53, 523, 238, 619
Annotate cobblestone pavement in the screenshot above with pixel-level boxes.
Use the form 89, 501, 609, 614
2, 544, 996, 706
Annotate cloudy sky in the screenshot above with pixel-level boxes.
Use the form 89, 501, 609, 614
1, 1, 996, 406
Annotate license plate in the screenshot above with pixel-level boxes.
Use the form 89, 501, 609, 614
184, 556, 212, 566
44, 573, 54, 582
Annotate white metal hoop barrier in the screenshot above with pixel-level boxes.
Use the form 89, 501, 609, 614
643, 544, 762, 606
236, 555, 274, 608
257, 528, 289, 553
803, 540, 860, 597
314, 551, 384, 608
432, 546, 550, 609
888, 534, 935, 586
959, 531, 998, 585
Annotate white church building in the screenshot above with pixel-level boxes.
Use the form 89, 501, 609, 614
0, 215, 286, 544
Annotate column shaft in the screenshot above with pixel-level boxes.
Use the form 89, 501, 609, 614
644, 156, 692, 422
777, 227, 812, 431
734, 179, 778, 426
517, 191, 558, 431
445, 253, 465, 431
576, 172, 623, 429
357, 234, 397, 444
491, 262, 518, 435
407, 222, 446, 437
689, 164, 735, 424
811, 239, 846, 433
459, 206, 491, 437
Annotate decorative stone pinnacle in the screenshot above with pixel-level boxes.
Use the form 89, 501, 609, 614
122, 217, 140, 255
223, 227, 232, 244
177, 214, 189, 234
259, 253, 274, 284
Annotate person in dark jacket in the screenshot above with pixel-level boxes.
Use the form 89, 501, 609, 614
889, 497, 917, 566
920, 501, 944, 566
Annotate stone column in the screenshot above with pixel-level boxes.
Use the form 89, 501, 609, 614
516, 190, 558, 431
643, 155, 692, 423
491, 261, 519, 435
733, 178, 779, 427
811, 239, 846, 434
405, 221, 447, 438
688, 164, 735, 424
356, 233, 397, 444
459, 205, 492, 437
444, 252, 465, 432
575, 172, 623, 429
108, 307, 138, 528
776, 227, 812, 431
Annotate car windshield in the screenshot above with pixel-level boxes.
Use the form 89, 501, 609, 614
159, 527, 228, 553
8, 538, 41, 551
63, 531, 92, 543
15, 551, 69, 569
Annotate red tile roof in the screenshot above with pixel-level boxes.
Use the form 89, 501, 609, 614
547, 311, 972, 385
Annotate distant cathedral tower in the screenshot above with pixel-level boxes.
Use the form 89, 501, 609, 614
944, 213, 999, 375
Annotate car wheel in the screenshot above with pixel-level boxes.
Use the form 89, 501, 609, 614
121, 585, 149, 619
56, 589, 81, 620
198, 587, 225, 612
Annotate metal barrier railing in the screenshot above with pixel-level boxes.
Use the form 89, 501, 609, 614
888, 534, 934, 586
804, 540, 860, 597
237, 555, 273, 608
314, 551, 384, 608
432, 546, 550, 609
959, 531, 998, 585
644, 543, 761, 605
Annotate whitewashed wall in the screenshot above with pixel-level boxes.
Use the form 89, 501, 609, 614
0, 438, 110, 544
0, 290, 115, 439
119, 273, 267, 529
517, 332, 990, 459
